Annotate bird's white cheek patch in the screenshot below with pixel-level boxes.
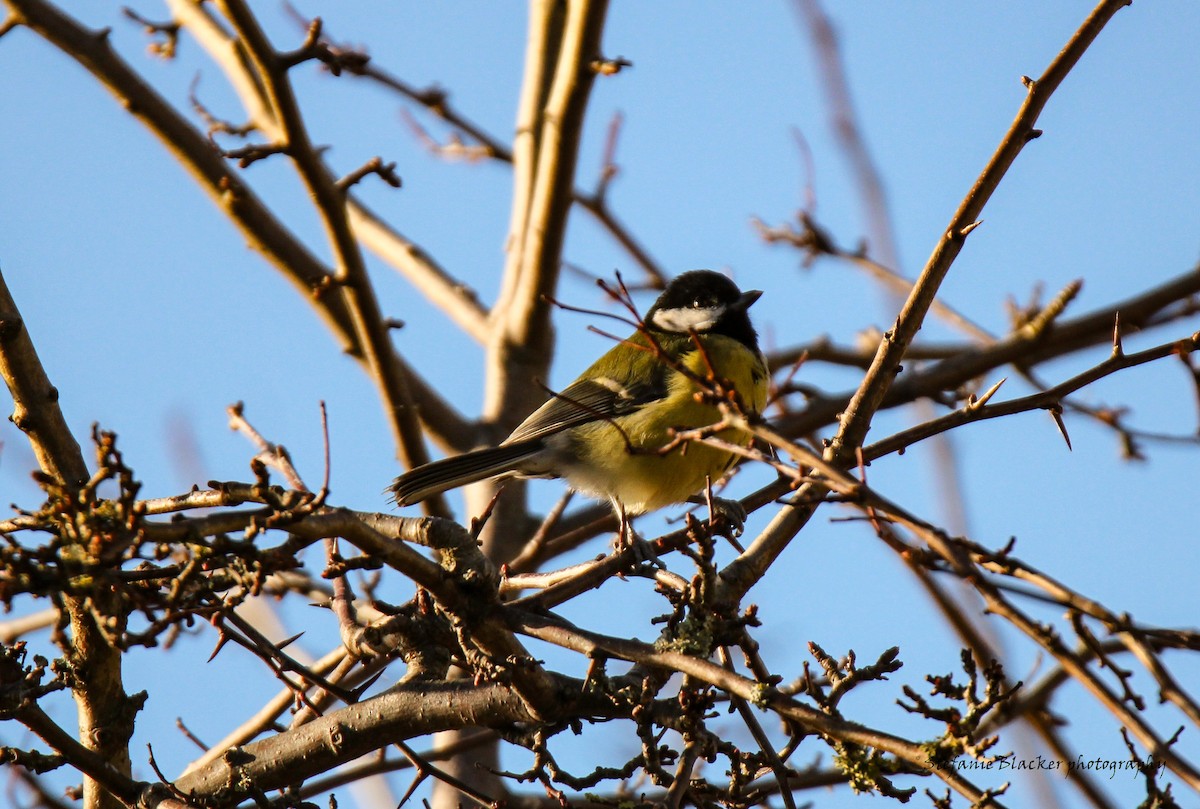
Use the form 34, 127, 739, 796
651, 305, 724, 333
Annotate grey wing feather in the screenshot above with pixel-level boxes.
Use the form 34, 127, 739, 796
503, 375, 665, 445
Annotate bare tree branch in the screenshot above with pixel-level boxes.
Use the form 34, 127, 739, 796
3, 0, 362, 355
170, 0, 494, 347
0, 268, 88, 486
2, 3, 1195, 808
718, 0, 1133, 604
828, 0, 1132, 463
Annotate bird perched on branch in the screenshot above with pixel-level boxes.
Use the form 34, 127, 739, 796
389, 269, 769, 542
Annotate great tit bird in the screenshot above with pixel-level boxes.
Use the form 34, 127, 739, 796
389, 270, 768, 537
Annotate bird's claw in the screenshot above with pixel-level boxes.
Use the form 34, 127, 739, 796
615, 530, 666, 570
709, 496, 747, 538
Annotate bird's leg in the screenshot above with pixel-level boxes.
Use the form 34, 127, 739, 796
614, 498, 631, 549
610, 499, 664, 568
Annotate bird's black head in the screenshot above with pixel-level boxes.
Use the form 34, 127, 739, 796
644, 270, 761, 350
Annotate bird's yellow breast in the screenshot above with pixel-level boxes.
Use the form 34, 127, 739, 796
565, 334, 768, 514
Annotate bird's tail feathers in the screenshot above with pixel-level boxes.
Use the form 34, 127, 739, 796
389, 441, 542, 506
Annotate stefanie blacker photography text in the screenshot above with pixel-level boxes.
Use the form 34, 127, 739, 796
931, 754, 1165, 781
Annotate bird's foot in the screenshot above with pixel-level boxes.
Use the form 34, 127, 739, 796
614, 525, 666, 570
687, 495, 747, 539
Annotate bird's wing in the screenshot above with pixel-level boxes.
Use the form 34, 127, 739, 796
503, 370, 667, 446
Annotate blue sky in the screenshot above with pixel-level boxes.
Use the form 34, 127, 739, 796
2, 2, 1199, 806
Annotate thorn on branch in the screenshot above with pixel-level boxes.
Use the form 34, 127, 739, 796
967, 377, 1006, 411
206, 625, 231, 663
335, 157, 402, 193
1046, 403, 1072, 451
956, 220, 983, 239
275, 631, 306, 652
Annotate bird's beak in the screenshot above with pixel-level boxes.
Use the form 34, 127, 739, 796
731, 289, 763, 312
